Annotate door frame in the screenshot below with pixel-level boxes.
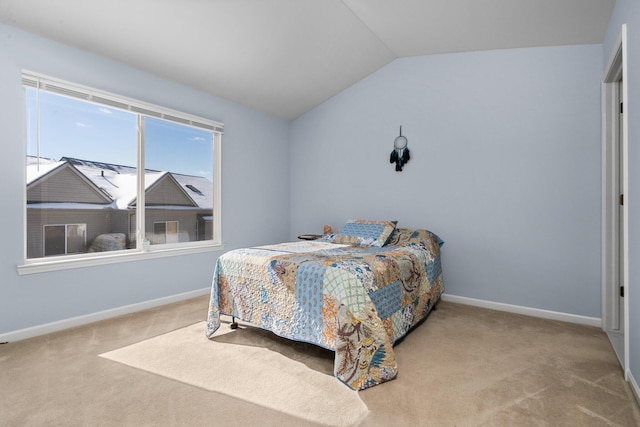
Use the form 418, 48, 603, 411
601, 24, 629, 380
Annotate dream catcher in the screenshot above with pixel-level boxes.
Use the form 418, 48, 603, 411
390, 126, 410, 171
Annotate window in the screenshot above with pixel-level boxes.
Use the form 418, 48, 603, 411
22, 72, 223, 268
44, 224, 87, 256
153, 221, 179, 245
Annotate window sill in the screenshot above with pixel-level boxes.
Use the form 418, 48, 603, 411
17, 243, 225, 275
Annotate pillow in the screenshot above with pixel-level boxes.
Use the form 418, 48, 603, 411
322, 219, 397, 247
386, 228, 444, 251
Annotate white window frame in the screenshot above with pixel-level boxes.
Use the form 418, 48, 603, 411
18, 71, 224, 275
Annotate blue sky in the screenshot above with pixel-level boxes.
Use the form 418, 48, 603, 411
25, 89, 214, 181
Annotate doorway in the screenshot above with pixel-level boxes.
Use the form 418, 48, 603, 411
602, 25, 628, 379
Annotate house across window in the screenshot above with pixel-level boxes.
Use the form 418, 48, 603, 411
23, 72, 223, 262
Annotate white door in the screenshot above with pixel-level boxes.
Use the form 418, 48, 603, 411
602, 27, 628, 375
605, 77, 625, 367
616, 77, 625, 335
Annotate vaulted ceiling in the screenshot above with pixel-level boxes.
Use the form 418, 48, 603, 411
0, 0, 615, 120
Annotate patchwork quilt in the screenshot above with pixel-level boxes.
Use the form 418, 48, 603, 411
206, 228, 444, 390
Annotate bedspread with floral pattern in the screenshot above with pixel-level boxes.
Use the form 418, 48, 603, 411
206, 230, 444, 390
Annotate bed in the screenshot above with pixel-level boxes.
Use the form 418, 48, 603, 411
206, 221, 444, 390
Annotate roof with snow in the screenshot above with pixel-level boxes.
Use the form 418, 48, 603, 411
26, 156, 213, 210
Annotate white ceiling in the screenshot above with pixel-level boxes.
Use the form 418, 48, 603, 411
0, 0, 615, 120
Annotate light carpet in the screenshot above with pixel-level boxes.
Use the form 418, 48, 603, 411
99, 321, 369, 427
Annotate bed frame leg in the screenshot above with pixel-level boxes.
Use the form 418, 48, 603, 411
230, 316, 239, 329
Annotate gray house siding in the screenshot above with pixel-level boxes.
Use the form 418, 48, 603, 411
26, 157, 213, 259
27, 165, 110, 204
131, 209, 211, 244
145, 176, 196, 207
27, 207, 210, 258
27, 209, 130, 258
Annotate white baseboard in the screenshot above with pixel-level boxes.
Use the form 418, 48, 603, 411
0, 287, 210, 343
629, 370, 640, 408
440, 293, 602, 327
0, 290, 604, 343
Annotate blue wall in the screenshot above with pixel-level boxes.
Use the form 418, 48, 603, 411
290, 44, 603, 318
603, 0, 640, 399
0, 17, 629, 393
0, 24, 291, 334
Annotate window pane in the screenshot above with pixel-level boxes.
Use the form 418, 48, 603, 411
143, 117, 214, 245
66, 224, 86, 254
166, 221, 179, 244
152, 222, 167, 245
23, 74, 221, 264
44, 225, 65, 256
26, 88, 137, 259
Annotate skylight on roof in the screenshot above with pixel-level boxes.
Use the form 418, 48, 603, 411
185, 184, 203, 195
